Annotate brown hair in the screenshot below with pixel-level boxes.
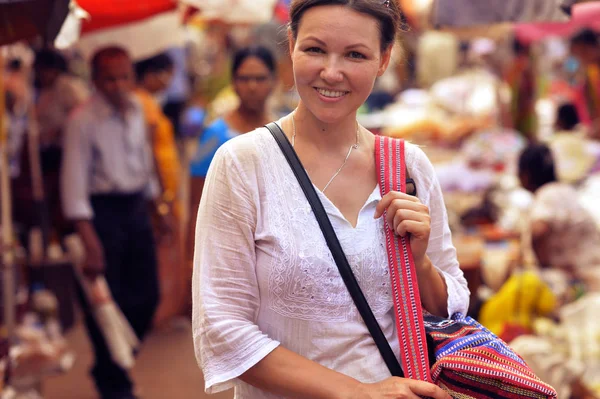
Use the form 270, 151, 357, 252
289, 0, 406, 52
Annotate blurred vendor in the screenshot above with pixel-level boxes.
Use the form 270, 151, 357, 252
518, 144, 600, 292
570, 29, 600, 140
505, 38, 537, 140
61, 47, 163, 399
34, 49, 89, 237
135, 53, 186, 323
548, 103, 598, 183
187, 45, 276, 262
135, 53, 182, 219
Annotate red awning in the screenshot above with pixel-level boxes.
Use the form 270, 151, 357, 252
78, 0, 177, 33
515, 2, 600, 43
0, 0, 70, 46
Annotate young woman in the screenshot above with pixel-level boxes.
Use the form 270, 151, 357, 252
189, 45, 277, 178
193, 1, 468, 398
187, 45, 277, 266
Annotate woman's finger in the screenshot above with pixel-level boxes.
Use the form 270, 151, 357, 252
395, 219, 428, 237
374, 191, 420, 218
392, 209, 426, 232
394, 392, 420, 399
383, 199, 427, 227
407, 380, 452, 399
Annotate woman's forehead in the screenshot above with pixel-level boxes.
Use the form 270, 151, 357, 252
296, 5, 381, 47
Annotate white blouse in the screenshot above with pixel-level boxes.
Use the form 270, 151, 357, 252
192, 126, 470, 398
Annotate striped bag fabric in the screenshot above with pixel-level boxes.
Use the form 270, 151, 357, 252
376, 135, 558, 399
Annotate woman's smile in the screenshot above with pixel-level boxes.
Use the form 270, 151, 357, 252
314, 87, 350, 102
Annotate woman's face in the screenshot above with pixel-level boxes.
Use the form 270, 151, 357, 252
233, 56, 275, 113
289, 5, 391, 124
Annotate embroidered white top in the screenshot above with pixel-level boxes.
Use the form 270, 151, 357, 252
192, 126, 470, 398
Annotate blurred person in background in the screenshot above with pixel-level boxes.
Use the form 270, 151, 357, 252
161, 47, 192, 141
548, 103, 597, 184
34, 48, 90, 238
189, 45, 277, 179
61, 46, 165, 399
505, 38, 537, 141
518, 144, 600, 296
187, 45, 276, 260
570, 29, 600, 140
555, 102, 582, 133
5, 58, 32, 243
135, 52, 186, 324
135, 53, 182, 221
35, 49, 90, 149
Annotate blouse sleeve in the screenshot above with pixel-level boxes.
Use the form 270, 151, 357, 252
192, 143, 280, 393
408, 144, 470, 316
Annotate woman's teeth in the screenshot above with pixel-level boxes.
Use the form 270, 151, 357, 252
316, 88, 347, 98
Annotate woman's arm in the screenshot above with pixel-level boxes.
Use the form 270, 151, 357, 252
240, 346, 360, 399
415, 256, 449, 317
241, 346, 450, 399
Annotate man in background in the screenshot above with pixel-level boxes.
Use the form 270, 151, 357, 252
61, 46, 165, 399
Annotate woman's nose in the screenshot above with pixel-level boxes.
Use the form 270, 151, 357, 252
320, 56, 344, 83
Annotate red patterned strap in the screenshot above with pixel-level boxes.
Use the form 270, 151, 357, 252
375, 136, 432, 382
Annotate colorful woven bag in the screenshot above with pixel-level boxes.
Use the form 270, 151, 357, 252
376, 135, 557, 399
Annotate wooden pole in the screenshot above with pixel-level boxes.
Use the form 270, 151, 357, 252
0, 51, 16, 353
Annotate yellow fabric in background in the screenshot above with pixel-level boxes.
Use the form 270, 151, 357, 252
135, 89, 182, 215
479, 271, 557, 336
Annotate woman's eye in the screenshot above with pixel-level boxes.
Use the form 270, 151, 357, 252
348, 51, 366, 59
305, 47, 324, 54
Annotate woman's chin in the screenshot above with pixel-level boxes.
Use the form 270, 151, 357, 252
304, 105, 352, 125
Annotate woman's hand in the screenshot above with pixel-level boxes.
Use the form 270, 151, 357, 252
374, 191, 431, 270
349, 377, 452, 399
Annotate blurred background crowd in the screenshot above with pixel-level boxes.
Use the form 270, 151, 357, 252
1, 0, 600, 398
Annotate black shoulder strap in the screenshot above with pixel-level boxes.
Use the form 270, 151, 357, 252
404, 152, 416, 197
265, 122, 404, 377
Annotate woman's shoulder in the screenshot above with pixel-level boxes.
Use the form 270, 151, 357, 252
402, 140, 436, 181
403, 141, 427, 162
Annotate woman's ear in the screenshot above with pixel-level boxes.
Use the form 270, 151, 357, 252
377, 45, 393, 77
287, 28, 296, 57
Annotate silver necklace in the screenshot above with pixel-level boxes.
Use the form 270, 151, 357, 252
291, 112, 360, 193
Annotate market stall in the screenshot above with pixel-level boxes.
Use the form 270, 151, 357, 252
3, 0, 600, 397
0, 1, 74, 394
367, 3, 600, 394
0, 1, 196, 394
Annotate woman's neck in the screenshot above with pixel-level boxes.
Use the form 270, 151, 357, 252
292, 101, 360, 152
